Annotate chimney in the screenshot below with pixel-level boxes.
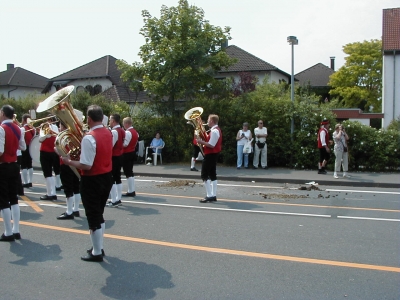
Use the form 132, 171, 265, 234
330, 57, 335, 71
221, 40, 228, 49
7, 64, 14, 70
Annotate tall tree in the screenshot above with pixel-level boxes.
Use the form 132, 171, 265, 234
117, 0, 236, 115
328, 39, 382, 112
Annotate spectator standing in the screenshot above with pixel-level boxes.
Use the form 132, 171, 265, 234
236, 122, 252, 169
253, 120, 268, 169
333, 123, 350, 178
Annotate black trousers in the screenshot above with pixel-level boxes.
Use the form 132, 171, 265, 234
122, 151, 135, 178
192, 145, 201, 158
80, 172, 113, 231
0, 162, 19, 209
40, 151, 60, 178
201, 153, 218, 181
21, 145, 32, 169
60, 164, 80, 198
319, 148, 330, 164
112, 155, 123, 184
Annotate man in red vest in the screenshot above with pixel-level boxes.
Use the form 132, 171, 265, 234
62, 105, 113, 262
317, 119, 331, 174
21, 114, 35, 188
196, 114, 222, 203
0, 105, 26, 241
107, 114, 125, 207
122, 117, 139, 197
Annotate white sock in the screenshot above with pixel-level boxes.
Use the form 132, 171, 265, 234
100, 222, 105, 250
66, 196, 74, 215
73, 193, 81, 212
1, 208, 13, 236
50, 177, 56, 195
11, 204, 20, 234
28, 168, 33, 183
127, 177, 134, 193
45, 177, 52, 196
55, 174, 62, 187
191, 158, 195, 168
22, 169, 28, 184
204, 180, 212, 197
110, 184, 117, 203
211, 180, 218, 197
90, 229, 102, 256
117, 183, 122, 201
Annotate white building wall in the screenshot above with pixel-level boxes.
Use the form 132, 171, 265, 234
349, 118, 370, 126
227, 71, 289, 85
382, 53, 400, 128
0, 86, 43, 99
70, 78, 113, 92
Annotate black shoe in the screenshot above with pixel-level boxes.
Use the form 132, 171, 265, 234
57, 212, 74, 220
56, 186, 63, 191
199, 196, 217, 203
122, 192, 136, 197
13, 233, 21, 240
40, 195, 56, 200
29, 182, 33, 187
252, 166, 258, 169
190, 167, 199, 171
318, 169, 327, 174
81, 252, 103, 262
18, 192, 25, 196
87, 247, 105, 257
72, 211, 80, 217
262, 166, 269, 170
22, 183, 30, 188
0, 233, 15, 242
107, 200, 121, 207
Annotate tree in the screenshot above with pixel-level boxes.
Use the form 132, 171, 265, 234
116, 0, 236, 115
328, 39, 382, 112
232, 72, 258, 97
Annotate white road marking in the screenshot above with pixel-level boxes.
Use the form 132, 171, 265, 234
338, 216, 400, 222
327, 189, 400, 195
123, 200, 331, 218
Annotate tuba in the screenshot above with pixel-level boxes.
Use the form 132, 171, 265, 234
37, 86, 84, 178
184, 107, 208, 156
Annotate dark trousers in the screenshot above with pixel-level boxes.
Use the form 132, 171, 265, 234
319, 148, 330, 164
80, 172, 113, 231
60, 164, 80, 198
192, 145, 201, 158
112, 155, 123, 184
21, 145, 33, 169
122, 152, 135, 178
0, 163, 19, 209
40, 151, 60, 178
201, 153, 218, 182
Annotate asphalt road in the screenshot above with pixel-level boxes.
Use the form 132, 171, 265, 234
1, 171, 399, 300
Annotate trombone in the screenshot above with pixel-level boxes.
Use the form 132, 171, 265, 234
24, 116, 58, 133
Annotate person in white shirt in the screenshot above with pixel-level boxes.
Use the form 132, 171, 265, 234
253, 120, 268, 169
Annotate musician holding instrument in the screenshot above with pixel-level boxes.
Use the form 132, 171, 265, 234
56, 123, 81, 220
107, 114, 125, 207
38, 115, 60, 200
21, 114, 35, 188
0, 105, 26, 241
62, 105, 113, 262
196, 114, 222, 203
190, 134, 201, 171
122, 117, 139, 197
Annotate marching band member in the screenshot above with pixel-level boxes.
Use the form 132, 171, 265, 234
39, 115, 59, 200
122, 117, 139, 197
56, 123, 81, 220
107, 114, 125, 207
62, 105, 113, 262
196, 114, 222, 203
0, 105, 26, 241
21, 114, 35, 188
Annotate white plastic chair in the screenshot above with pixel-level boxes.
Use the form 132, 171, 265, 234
145, 141, 165, 165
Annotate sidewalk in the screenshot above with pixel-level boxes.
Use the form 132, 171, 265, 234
33, 162, 399, 188
133, 163, 399, 188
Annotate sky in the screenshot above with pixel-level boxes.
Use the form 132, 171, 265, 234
1, 0, 398, 79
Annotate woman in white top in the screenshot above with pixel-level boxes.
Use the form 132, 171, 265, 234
236, 122, 252, 169
333, 123, 350, 178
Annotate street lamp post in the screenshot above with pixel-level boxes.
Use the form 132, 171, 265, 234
287, 36, 298, 141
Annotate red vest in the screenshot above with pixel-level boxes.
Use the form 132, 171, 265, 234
317, 128, 329, 148
123, 128, 138, 154
24, 124, 35, 146
82, 127, 112, 176
40, 136, 56, 152
0, 122, 20, 163
204, 126, 222, 155
112, 127, 125, 157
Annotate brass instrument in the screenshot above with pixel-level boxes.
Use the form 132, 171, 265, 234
37, 85, 84, 178
184, 107, 208, 156
13, 114, 22, 127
